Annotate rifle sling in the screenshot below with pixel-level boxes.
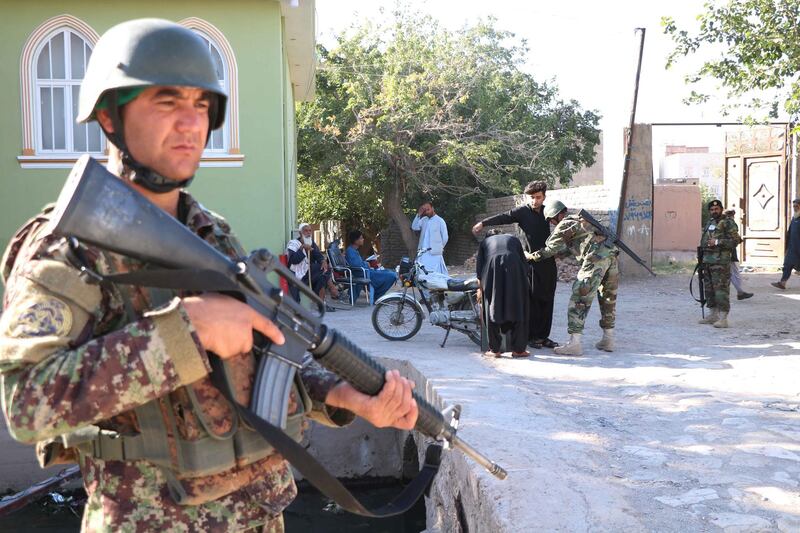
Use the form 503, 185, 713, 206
208, 356, 440, 518
93, 266, 441, 517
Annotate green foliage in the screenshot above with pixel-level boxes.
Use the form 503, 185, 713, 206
297, 7, 600, 236
663, 1, 800, 123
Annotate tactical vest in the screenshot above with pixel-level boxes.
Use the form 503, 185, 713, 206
6, 204, 309, 505
700, 217, 738, 264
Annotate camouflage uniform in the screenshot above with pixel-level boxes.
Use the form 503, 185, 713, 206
532, 215, 620, 334
699, 215, 741, 313
0, 193, 354, 532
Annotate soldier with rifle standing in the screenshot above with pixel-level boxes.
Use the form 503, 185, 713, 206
697, 199, 742, 328
0, 19, 418, 531
526, 201, 622, 356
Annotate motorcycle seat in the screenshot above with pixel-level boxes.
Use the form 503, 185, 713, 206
446, 278, 480, 292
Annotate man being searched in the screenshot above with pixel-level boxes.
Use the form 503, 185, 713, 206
771, 198, 800, 290
472, 180, 559, 350
698, 199, 742, 328
527, 201, 619, 356
0, 19, 418, 531
476, 230, 531, 358
286, 222, 339, 311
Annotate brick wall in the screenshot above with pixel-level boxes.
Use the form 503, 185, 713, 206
376, 184, 618, 269
477, 184, 616, 235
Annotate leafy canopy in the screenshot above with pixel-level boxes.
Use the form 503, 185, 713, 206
297, 8, 600, 236
663, 0, 800, 122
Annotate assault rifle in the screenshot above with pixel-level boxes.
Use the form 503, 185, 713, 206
690, 246, 709, 318
578, 209, 656, 276
33, 156, 506, 518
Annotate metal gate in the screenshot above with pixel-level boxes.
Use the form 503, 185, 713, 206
724, 126, 788, 265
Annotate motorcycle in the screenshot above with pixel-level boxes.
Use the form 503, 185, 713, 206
371, 250, 482, 347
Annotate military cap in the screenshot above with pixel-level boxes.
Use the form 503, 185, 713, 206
707, 199, 723, 210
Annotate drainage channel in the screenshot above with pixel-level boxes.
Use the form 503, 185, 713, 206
0, 478, 426, 533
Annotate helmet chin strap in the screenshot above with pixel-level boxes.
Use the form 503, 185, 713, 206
104, 92, 197, 193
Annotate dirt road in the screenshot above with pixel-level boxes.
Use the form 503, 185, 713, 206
326, 271, 800, 532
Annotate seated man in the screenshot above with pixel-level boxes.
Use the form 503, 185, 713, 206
286, 223, 338, 311
346, 230, 398, 301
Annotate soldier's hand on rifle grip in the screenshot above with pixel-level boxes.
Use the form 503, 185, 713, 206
182, 293, 285, 359
325, 369, 419, 430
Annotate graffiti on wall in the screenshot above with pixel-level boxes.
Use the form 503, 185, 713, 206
621, 197, 653, 222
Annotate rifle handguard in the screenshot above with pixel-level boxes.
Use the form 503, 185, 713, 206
311, 327, 449, 441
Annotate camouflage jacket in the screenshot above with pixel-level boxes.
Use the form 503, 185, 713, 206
0, 191, 353, 532
534, 214, 618, 263
700, 216, 741, 264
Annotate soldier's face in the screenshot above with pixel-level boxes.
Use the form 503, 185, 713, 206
99, 86, 211, 181
709, 205, 722, 219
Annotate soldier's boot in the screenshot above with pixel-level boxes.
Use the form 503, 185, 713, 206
595, 329, 615, 352
713, 312, 729, 328
698, 308, 719, 325
554, 333, 583, 356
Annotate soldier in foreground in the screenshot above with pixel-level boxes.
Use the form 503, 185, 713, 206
698, 199, 742, 328
527, 201, 619, 356
0, 19, 417, 531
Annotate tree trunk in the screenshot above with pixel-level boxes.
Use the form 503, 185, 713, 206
384, 179, 418, 258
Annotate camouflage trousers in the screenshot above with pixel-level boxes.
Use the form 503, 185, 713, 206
567, 254, 619, 334
702, 262, 731, 312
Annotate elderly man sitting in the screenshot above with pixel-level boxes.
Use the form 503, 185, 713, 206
286, 223, 339, 311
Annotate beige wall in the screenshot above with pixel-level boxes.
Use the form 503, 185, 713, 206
653, 185, 701, 252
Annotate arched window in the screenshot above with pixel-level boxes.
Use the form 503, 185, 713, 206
34, 28, 104, 154
179, 18, 241, 162
19, 15, 101, 167
195, 32, 228, 153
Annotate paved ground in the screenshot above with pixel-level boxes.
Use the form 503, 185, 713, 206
324, 271, 800, 532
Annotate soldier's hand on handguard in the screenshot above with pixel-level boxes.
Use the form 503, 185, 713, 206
325, 369, 418, 430
182, 293, 285, 358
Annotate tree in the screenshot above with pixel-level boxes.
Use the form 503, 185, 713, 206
663, 1, 800, 122
297, 9, 600, 255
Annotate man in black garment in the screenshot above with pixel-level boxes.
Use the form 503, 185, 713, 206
472, 180, 559, 349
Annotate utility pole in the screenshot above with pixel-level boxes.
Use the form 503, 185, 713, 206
616, 27, 646, 237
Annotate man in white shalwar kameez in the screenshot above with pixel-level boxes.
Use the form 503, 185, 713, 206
411, 202, 449, 276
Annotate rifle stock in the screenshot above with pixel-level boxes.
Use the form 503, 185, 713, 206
578, 209, 656, 276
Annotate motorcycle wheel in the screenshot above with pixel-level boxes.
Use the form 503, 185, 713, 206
455, 297, 482, 346
371, 295, 423, 341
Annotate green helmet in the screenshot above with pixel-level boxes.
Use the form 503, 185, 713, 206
78, 18, 227, 128
543, 200, 567, 220
77, 19, 227, 193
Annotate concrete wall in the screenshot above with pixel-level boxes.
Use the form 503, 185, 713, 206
479, 184, 615, 230
653, 185, 701, 252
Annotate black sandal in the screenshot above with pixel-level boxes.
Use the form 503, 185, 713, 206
540, 338, 559, 348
